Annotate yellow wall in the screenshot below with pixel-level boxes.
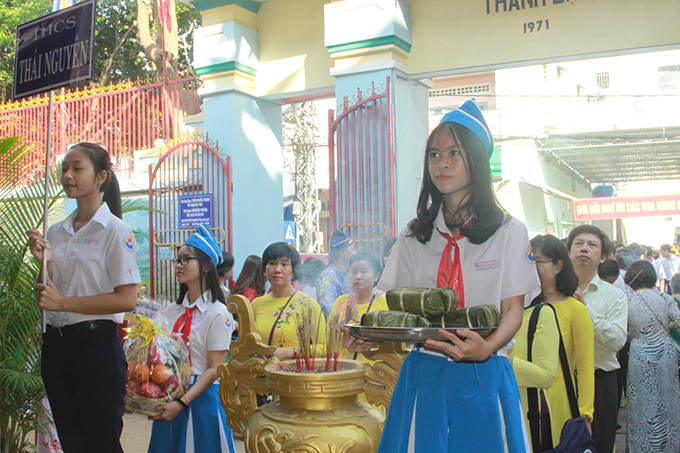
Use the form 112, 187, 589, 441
256, 0, 335, 97
240, 0, 680, 97
408, 0, 680, 75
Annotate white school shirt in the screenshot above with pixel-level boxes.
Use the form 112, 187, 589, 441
581, 275, 627, 372
46, 203, 141, 327
652, 259, 666, 286
378, 210, 540, 309
661, 254, 680, 280
163, 291, 234, 376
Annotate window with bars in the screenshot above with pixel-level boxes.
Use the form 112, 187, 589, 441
596, 72, 609, 89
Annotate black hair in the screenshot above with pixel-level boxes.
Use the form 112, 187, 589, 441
301, 257, 326, 285
407, 122, 506, 245
232, 255, 265, 298
670, 273, 680, 295
382, 237, 397, 266
262, 242, 302, 280
598, 259, 620, 281
624, 260, 657, 290
350, 252, 382, 275
216, 251, 234, 277
661, 244, 672, 252
566, 225, 611, 258
530, 234, 579, 303
175, 246, 226, 305
615, 248, 636, 271
68, 142, 122, 219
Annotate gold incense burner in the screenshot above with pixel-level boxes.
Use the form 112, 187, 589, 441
218, 295, 408, 453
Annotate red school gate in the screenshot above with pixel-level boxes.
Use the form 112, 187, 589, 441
328, 77, 396, 256
148, 136, 232, 302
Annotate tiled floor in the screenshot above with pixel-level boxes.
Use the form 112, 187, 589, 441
120, 413, 246, 453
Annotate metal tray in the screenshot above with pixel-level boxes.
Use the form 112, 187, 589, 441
348, 325, 496, 342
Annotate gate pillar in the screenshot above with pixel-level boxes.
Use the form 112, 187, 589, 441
201, 91, 284, 270
325, 0, 431, 235
193, 6, 284, 271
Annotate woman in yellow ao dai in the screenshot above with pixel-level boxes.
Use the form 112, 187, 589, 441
513, 234, 594, 447
251, 242, 327, 359
330, 252, 389, 362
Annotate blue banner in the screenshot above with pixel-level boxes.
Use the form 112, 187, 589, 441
178, 194, 213, 230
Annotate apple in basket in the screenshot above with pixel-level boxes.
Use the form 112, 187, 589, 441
163, 375, 181, 395
139, 382, 163, 399
147, 343, 163, 367
126, 380, 142, 393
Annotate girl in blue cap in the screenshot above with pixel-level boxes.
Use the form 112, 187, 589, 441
348, 100, 539, 452
148, 225, 236, 453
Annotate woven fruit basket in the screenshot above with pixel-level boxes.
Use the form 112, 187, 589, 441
123, 315, 191, 416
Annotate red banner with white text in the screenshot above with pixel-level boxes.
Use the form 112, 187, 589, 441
573, 194, 680, 221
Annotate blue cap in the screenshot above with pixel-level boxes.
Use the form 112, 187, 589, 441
440, 99, 494, 158
184, 224, 223, 266
330, 229, 353, 251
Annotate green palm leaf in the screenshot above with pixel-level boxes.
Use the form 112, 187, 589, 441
0, 137, 60, 453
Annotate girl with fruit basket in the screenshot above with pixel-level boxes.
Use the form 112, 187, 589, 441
147, 225, 236, 453
27, 142, 141, 453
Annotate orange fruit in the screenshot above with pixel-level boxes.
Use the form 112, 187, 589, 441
135, 364, 151, 383
151, 364, 171, 385
127, 361, 137, 380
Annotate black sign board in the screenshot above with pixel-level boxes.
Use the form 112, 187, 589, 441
13, 0, 96, 100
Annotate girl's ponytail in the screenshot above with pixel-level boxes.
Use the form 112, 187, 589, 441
102, 169, 123, 219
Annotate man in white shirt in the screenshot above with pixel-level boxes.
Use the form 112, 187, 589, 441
660, 244, 680, 294
644, 247, 665, 290
568, 225, 627, 453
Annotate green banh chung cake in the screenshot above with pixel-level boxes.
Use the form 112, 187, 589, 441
361, 288, 501, 330
385, 287, 457, 317
360, 311, 432, 328
429, 305, 501, 328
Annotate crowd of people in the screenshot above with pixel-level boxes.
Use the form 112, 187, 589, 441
25, 100, 680, 453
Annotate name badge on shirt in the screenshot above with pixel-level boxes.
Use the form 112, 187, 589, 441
193, 316, 204, 323
83, 237, 99, 245
475, 260, 499, 271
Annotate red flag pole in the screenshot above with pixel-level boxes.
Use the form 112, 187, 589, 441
41, 90, 55, 333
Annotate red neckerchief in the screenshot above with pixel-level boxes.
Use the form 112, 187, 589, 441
436, 219, 474, 308
172, 305, 198, 364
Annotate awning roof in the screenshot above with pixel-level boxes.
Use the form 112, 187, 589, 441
535, 126, 680, 184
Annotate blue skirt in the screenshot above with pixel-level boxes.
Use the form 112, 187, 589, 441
148, 381, 235, 453
378, 349, 529, 453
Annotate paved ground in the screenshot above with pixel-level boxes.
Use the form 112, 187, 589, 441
120, 413, 246, 453
120, 409, 628, 453
616, 407, 628, 453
